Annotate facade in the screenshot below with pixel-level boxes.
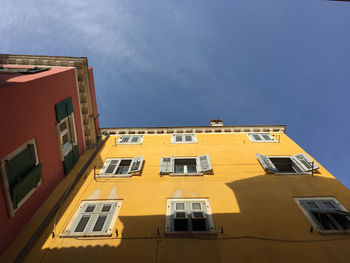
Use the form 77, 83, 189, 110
1, 120, 350, 263
0, 54, 99, 255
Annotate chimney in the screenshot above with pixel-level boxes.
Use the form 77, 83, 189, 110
210, 119, 223, 127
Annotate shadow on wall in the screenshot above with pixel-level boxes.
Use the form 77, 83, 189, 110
24, 172, 350, 263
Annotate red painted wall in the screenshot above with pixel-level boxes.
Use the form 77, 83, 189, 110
0, 67, 84, 254
88, 67, 100, 135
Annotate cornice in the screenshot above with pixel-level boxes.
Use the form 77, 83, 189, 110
0, 54, 97, 149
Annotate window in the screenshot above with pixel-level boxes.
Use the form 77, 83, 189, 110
0, 139, 41, 217
55, 97, 79, 175
160, 155, 212, 175
256, 153, 319, 174
171, 134, 197, 143
165, 199, 216, 235
248, 133, 276, 142
295, 197, 350, 234
61, 200, 122, 237
117, 135, 144, 145
97, 157, 144, 177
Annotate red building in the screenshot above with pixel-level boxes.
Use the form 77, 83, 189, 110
0, 54, 99, 255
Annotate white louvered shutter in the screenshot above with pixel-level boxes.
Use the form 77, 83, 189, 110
160, 157, 174, 174
196, 154, 212, 172
128, 156, 144, 173
103, 159, 120, 174
291, 153, 319, 172
256, 154, 278, 172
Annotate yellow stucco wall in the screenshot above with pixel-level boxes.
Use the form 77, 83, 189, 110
2, 132, 350, 263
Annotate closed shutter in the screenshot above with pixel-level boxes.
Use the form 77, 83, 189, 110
5, 144, 36, 187
160, 157, 174, 174
128, 156, 144, 174
11, 164, 42, 208
291, 153, 319, 172
256, 154, 278, 172
55, 97, 74, 122
196, 154, 212, 172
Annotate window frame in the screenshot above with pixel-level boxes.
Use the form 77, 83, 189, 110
160, 154, 213, 176
171, 134, 197, 144
56, 113, 78, 161
61, 200, 122, 237
256, 153, 319, 175
116, 135, 144, 145
97, 157, 144, 178
294, 197, 350, 234
0, 138, 41, 217
248, 133, 276, 142
165, 198, 216, 236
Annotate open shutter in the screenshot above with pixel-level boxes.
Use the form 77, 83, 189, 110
160, 157, 174, 174
103, 159, 120, 174
291, 153, 319, 172
256, 154, 278, 172
55, 97, 73, 122
196, 154, 212, 172
128, 156, 144, 174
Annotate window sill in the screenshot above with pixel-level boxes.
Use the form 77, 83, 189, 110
168, 173, 204, 177
96, 173, 132, 178
272, 172, 311, 176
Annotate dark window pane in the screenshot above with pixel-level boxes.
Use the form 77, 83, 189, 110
93, 215, 107, 232
174, 218, 188, 231
121, 136, 129, 143
192, 203, 201, 210
187, 165, 197, 173
192, 218, 206, 231
102, 204, 112, 212
193, 212, 204, 218
253, 134, 261, 141
176, 203, 185, 210
185, 135, 192, 142
131, 136, 139, 143
175, 212, 186, 218
85, 205, 96, 213
176, 135, 182, 142
74, 216, 90, 232
307, 202, 318, 209
324, 201, 335, 209
262, 134, 271, 140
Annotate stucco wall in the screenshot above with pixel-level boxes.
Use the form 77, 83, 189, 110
0, 67, 84, 254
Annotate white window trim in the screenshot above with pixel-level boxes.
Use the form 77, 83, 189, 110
61, 199, 122, 237
160, 155, 213, 176
56, 114, 78, 161
116, 135, 144, 145
97, 157, 144, 178
0, 138, 41, 217
294, 197, 350, 234
165, 198, 216, 236
171, 134, 197, 144
248, 133, 276, 142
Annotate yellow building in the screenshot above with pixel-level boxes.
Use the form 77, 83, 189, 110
2, 120, 350, 263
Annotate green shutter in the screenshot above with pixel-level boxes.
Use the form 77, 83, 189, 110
5, 144, 36, 187
11, 164, 42, 208
55, 97, 74, 122
63, 150, 75, 175
66, 97, 74, 115
63, 145, 79, 175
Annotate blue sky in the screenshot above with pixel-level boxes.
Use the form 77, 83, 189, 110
1, 0, 350, 188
